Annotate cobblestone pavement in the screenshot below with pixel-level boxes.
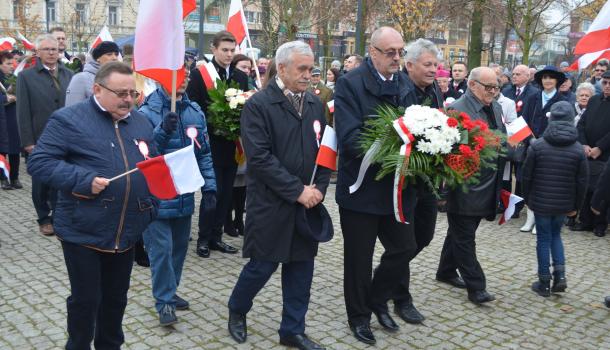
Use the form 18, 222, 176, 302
1, 170, 610, 350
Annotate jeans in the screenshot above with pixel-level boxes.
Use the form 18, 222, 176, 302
61, 241, 134, 350
534, 214, 566, 277
143, 216, 191, 313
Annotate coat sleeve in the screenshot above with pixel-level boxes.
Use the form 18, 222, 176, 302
577, 105, 590, 146
592, 160, 610, 211
16, 73, 34, 147
521, 143, 536, 205
594, 129, 610, 152
186, 69, 210, 113
575, 151, 589, 212
196, 111, 216, 193
334, 77, 364, 159
241, 100, 303, 203
64, 74, 86, 107
26, 113, 98, 198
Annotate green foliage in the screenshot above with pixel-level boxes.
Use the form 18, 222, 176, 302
207, 79, 242, 141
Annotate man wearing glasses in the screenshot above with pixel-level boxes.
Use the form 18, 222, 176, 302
17, 34, 73, 237
27, 62, 156, 349
436, 67, 506, 305
589, 60, 609, 94
335, 26, 418, 345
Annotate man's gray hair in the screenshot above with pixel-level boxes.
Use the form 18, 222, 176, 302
35, 34, 57, 48
275, 41, 313, 69
469, 67, 484, 81
576, 82, 595, 96
404, 39, 439, 63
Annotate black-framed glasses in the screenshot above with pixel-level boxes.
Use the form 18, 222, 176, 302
99, 83, 140, 99
373, 46, 405, 58
474, 80, 500, 92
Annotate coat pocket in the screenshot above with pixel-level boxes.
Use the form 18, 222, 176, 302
71, 196, 114, 235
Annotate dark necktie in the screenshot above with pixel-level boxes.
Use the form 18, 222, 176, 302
291, 93, 302, 114
516, 87, 521, 97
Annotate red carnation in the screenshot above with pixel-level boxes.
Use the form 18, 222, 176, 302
459, 144, 473, 157
474, 120, 489, 131
462, 120, 475, 131
447, 117, 458, 127
474, 135, 486, 148
459, 112, 471, 121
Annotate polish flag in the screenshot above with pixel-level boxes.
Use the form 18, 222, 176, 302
575, 1, 610, 54
506, 116, 533, 144
16, 32, 35, 51
315, 126, 337, 171
0, 37, 16, 51
90, 26, 114, 50
499, 189, 524, 225
134, 0, 186, 94
182, 0, 197, 18
136, 144, 205, 200
567, 49, 610, 71
227, 0, 248, 45
0, 154, 9, 179
327, 100, 334, 113
198, 61, 220, 90
13, 57, 29, 76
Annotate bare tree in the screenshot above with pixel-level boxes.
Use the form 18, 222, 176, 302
0, 0, 43, 40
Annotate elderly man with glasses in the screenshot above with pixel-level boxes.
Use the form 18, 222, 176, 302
17, 33, 73, 236
436, 67, 507, 305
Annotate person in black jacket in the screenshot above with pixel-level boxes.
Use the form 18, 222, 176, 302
590, 161, 610, 308
186, 31, 249, 258
447, 61, 468, 99
522, 101, 588, 297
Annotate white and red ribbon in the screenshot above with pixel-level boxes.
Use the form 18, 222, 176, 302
391, 117, 415, 224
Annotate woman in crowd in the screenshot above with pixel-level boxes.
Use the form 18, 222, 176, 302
326, 67, 341, 92
0, 51, 21, 190
435, 67, 452, 102
231, 54, 257, 90
573, 82, 595, 126
559, 79, 576, 105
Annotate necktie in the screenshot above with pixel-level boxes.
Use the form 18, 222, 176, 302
516, 87, 521, 97
291, 93, 302, 114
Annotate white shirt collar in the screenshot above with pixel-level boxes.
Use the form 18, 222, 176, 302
377, 71, 393, 81
93, 96, 130, 120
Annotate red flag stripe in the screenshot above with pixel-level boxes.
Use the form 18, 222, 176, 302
136, 156, 179, 200
508, 126, 532, 144
198, 65, 216, 90
182, 0, 197, 19
315, 145, 337, 171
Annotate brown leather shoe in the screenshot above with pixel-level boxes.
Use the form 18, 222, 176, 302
39, 223, 55, 236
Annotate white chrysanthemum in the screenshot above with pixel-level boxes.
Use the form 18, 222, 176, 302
399, 105, 460, 155
236, 95, 247, 105
225, 88, 238, 97
229, 98, 239, 109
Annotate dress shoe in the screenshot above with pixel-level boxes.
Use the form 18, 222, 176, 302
436, 275, 467, 289
279, 334, 326, 350
173, 294, 189, 310
10, 179, 22, 189
520, 208, 535, 232
604, 296, 610, 308
209, 240, 238, 254
468, 290, 495, 304
349, 323, 376, 345
570, 222, 593, 232
373, 311, 399, 332
39, 223, 54, 236
394, 302, 425, 324
196, 243, 210, 258
594, 227, 606, 237
228, 311, 247, 344
1, 179, 13, 190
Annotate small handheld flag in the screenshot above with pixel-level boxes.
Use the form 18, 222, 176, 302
499, 190, 524, 225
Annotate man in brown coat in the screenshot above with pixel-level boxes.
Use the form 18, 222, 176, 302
307, 68, 333, 125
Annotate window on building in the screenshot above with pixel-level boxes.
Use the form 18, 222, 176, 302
244, 11, 259, 24
582, 19, 592, 32
109, 6, 118, 26
47, 1, 57, 23
76, 3, 87, 25
13, 1, 23, 20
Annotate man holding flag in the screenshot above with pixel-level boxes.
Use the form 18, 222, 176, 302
138, 65, 216, 326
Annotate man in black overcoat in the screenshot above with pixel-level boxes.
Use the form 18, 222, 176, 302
226, 41, 331, 350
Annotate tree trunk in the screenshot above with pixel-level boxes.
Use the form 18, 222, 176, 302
468, 0, 484, 70
499, 23, 510, 66
522, 38, 531, 65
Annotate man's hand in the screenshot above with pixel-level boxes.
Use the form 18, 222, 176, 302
91, 177, 110, 194
24, 145, 35, 153
583, 145, 592, 157
297, 185, 323, 209
162, 112, 179, 134
566, 210, 577, 217
591, 207, 601, 216
6, 94, 16, 103
590, 147, 602, 159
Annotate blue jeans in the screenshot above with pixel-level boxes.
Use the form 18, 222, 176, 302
143, 216, 191, 313
534, 214, 566, 277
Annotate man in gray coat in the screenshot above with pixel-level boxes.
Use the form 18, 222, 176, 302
17, 34, 73, 235
436, 67, 506, 305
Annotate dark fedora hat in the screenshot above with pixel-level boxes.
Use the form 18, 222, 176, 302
295, 203, 334, 243
534, 66, 566, 88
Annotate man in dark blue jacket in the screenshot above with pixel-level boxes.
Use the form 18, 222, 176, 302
27, 62, 156, 349
138, 71, 216, 326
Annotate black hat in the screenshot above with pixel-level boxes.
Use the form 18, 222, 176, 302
312, 68, 321, 76
295, 203, 334, 242
92, 41, 120, 61
602, 71, 610, 79
534, 66, 566, 88
549, 101, 575, 123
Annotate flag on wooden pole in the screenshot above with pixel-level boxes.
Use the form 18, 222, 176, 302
227, 0, 248, 45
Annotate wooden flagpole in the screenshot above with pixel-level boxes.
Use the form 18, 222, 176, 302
171, 70, 177, 112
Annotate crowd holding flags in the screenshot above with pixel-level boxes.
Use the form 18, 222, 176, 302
570, 0, 610, 71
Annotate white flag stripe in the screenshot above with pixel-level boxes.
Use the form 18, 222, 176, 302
320, 126, 337, 151
164, 144, 205, 194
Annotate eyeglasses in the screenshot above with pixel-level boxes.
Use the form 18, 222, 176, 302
474, 80, 500, 92
373, 46, 405, 58
601, 80, 610, 85
99, 83, 140, 99
38, 48, 58, 53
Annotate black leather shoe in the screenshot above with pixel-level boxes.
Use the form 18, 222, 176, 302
604, 296, 610, 308
209, 240, 238, 254
349, 323, 376, 345
279, 334, 326, 350
594, 227, 607, 237
394, 302, 425, 324
436, 276, 467, 289
1, 179, 12, 190
468, 290, 496, 304
196, 243, 210, 258
570, 223, 593, 232
10, 179, 22, 189
373, 311, 399, 332
228, 311, 247, 344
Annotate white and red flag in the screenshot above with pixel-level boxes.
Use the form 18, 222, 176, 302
506, 116, 533, 144
0, 37, 16, 51
134, 0, 196, 93
90, 26, 114, 50
136, 144, 205, 200
198, 61, 220, 90
575, 0, 610, 54
16, 32, 34, 51
315, 126, 337, 171
327, 100, 334, 113
567, 49, 610, 71
499, 189, 524, 225
0, 155, 9, 179
227, 0, 248, 45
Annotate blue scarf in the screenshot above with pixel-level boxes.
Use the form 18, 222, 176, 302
542, 89, 556, 108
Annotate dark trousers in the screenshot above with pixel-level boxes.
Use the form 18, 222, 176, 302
228, 259, 314, 338
61, 241, 134, 350
437, 213, 486, 292
31, 172, 56, 225
225, 186, 246, 230
339, 207, 416, 325
0, 153, 20, 180
198, 164, 237, 244
579, 191, 608, 230
391, 188, 438, 305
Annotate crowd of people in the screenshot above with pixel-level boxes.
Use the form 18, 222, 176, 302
1, 25, 610, 350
